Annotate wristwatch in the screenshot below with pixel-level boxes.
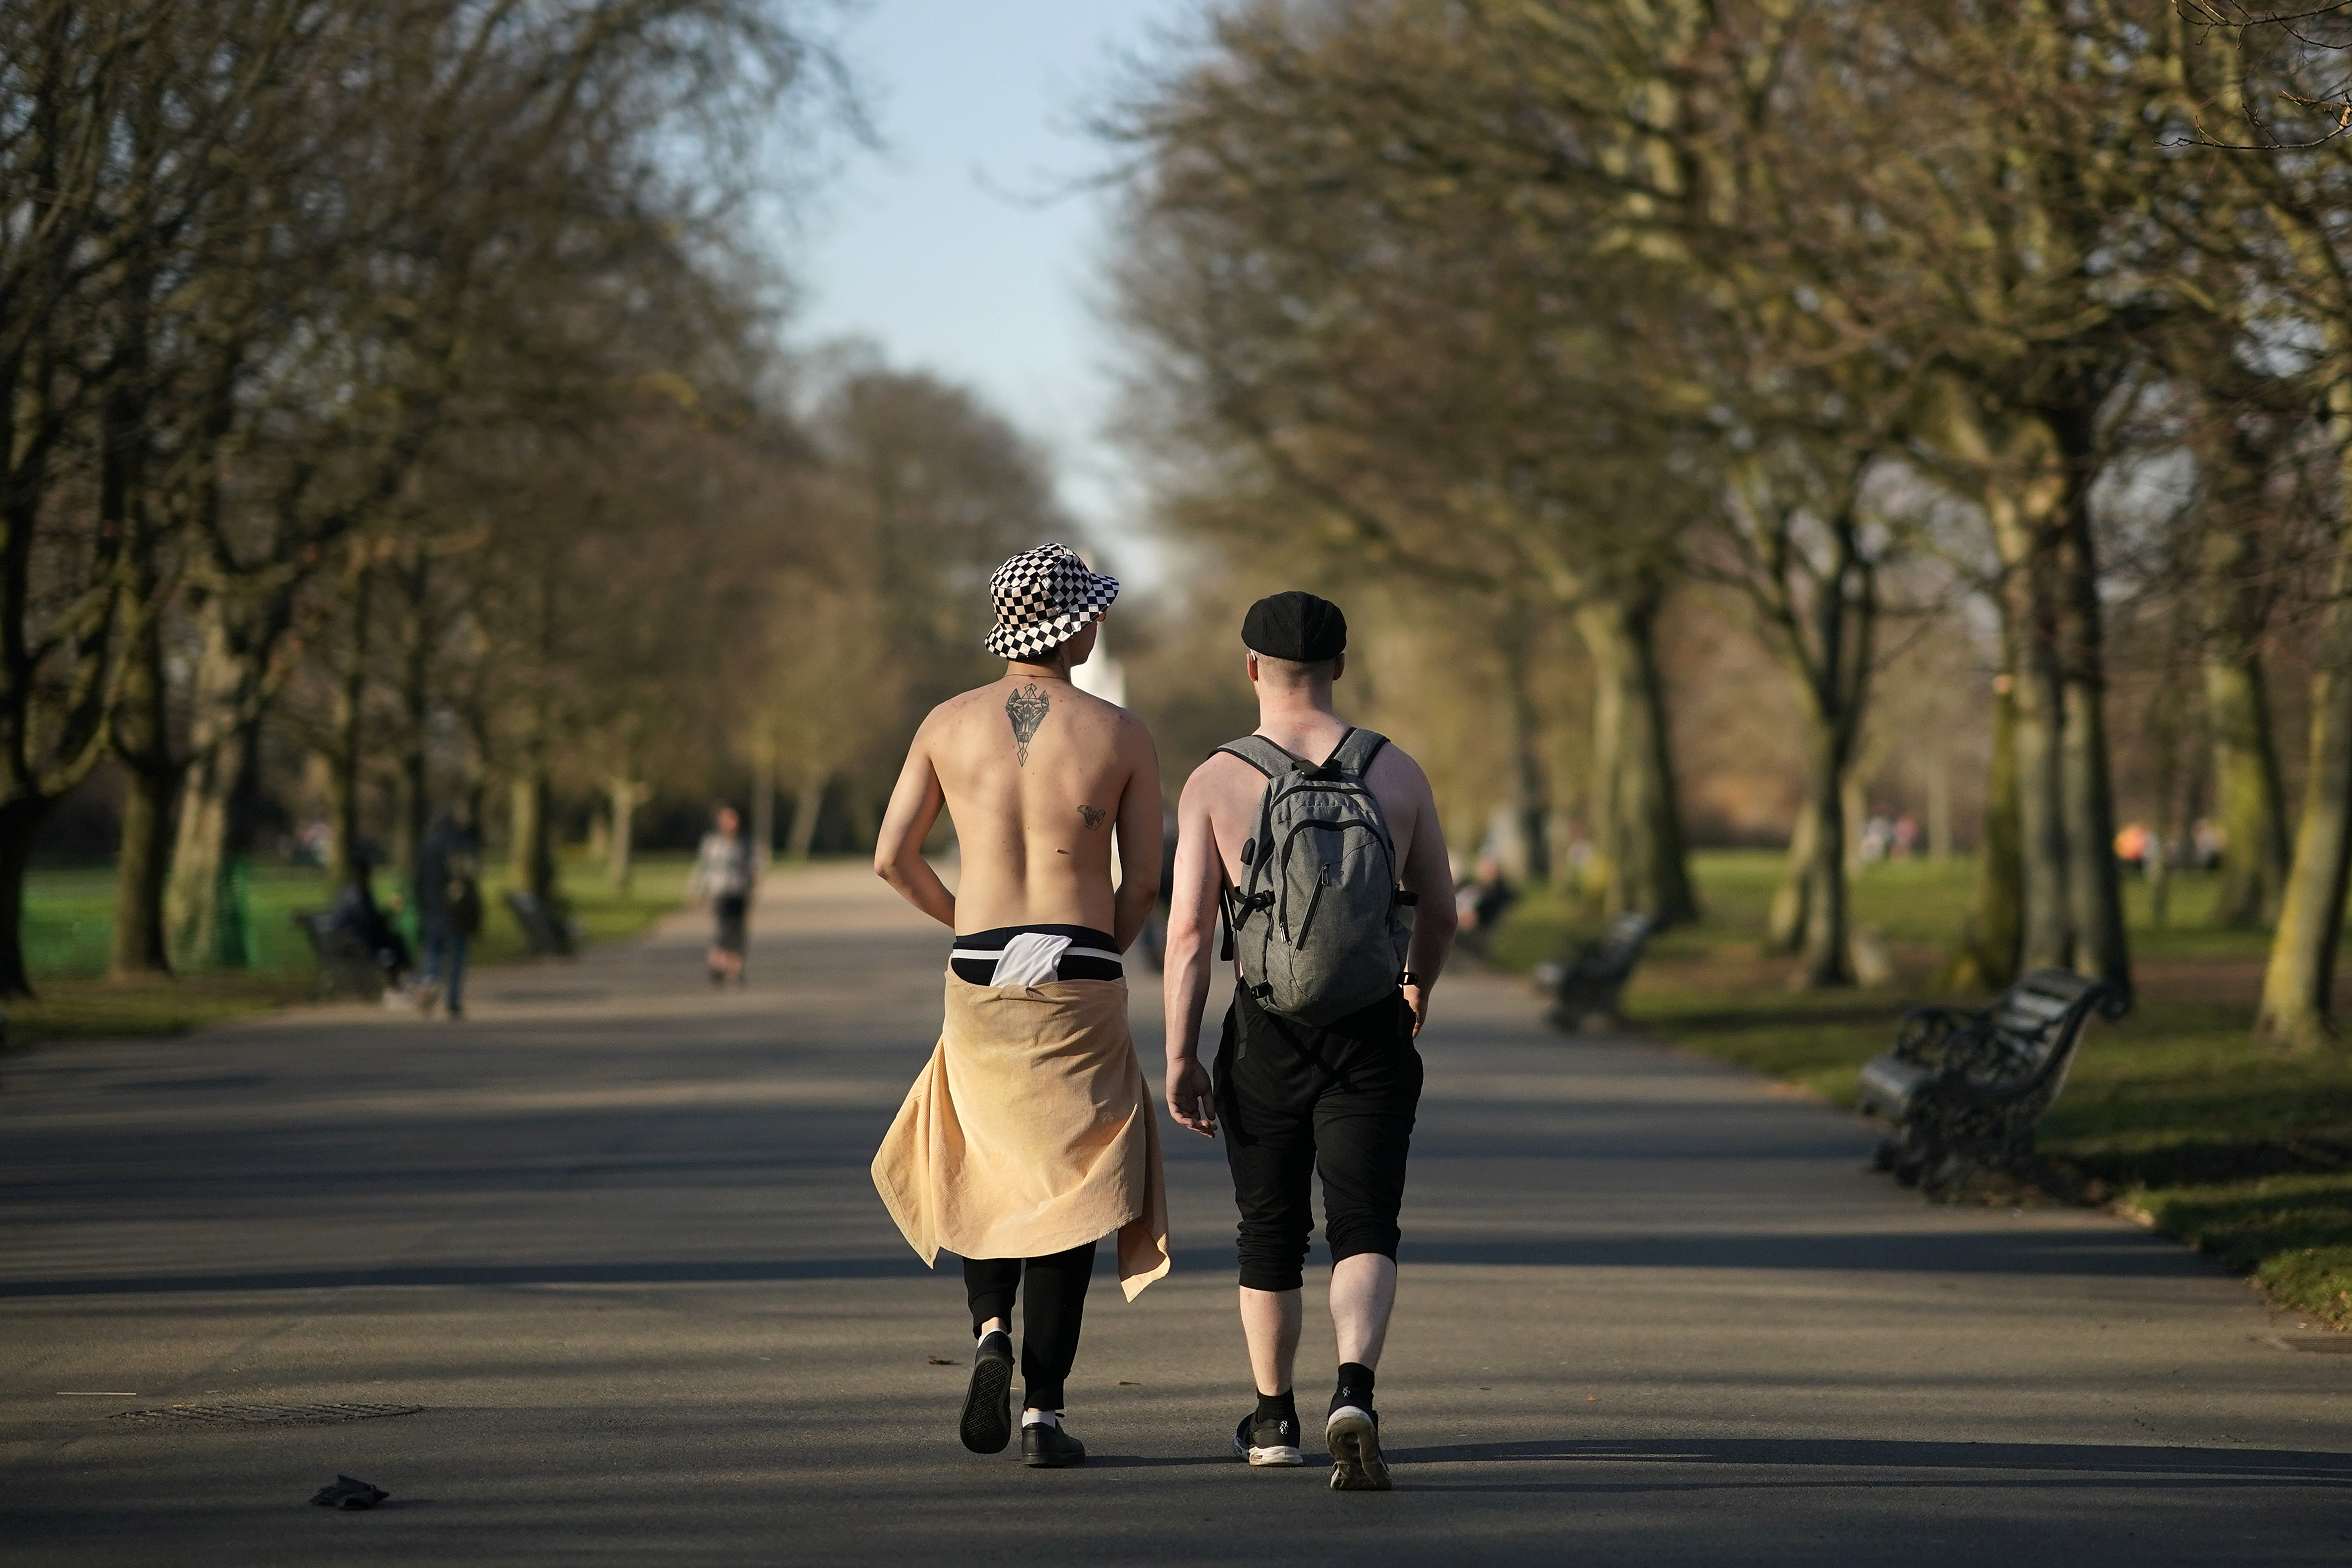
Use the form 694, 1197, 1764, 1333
1400, 971, 1423, 988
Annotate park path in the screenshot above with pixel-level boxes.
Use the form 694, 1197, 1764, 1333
0, 862, 2345, 1566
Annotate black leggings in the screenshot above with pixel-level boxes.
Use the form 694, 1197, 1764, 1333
962, 1239, 1097, 1411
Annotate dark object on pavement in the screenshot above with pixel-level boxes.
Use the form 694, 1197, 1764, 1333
310, 1475, 389, 1509
503, 890, 576, 956
1534, 912, 1655, 1031
291, 911, 392, 1000
1859, 968, 2116, 1195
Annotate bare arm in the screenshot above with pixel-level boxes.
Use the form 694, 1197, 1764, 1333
873, 723, 956, 929
1160, 770, 1225, 1137
1392, 755, 1458, 1036
1111, 720, 1164, 952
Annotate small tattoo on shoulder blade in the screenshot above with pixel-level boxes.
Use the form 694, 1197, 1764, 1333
1005, 683, 1050, 764
1078, 804, 1106, 830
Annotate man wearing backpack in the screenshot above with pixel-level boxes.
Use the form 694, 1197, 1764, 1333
1163, 590, 1458, 1492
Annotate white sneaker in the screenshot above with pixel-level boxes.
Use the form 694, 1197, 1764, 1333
1325, 1405, 1390, 1491
1233, 1412, 1303, 1466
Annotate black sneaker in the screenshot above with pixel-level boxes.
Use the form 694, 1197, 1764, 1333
1020, 1418, 1086, 1468
959, 1331, 1014, 1453
1325, 1404, 1390, 1491
1232, 1411, 1304, 1466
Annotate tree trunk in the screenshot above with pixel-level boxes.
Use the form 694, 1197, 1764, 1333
2204, 653, 2290, 927
0, 796, 52, 997
1767, 806, 1814, 954
1925, 754, 1952, 860
110, 761, 175, 980
166, 623, 268, 971
607, 776, 639, 891
1573, 583, 1698, 925
1944, 673, 2024, 992
751, 742, 775, 871
108, 613, 174, 980
1796, 728, 1854, 988
1989, 495, 2074, 973
1499, 615, 1552, 882
394, 555, 432, 892
326, 566, 373, 889
103, 265, 172, 980
509, 771, 556, 903
2054, 463, 2131, 1006
788, 765, 827, 861
2258, 486, 2352, 1051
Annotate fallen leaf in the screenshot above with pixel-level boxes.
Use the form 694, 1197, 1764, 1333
927, 1357, 953, 1366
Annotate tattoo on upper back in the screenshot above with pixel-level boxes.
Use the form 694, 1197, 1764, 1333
1005, 683, 1050, 765
1078, 804, 1105, 830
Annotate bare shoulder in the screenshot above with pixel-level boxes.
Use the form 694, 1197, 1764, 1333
1365, 736, 1435, 800
1113, 703, 1159, 760
1181, 745, 1262, 796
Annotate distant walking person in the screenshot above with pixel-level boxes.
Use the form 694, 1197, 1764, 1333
1162, 590, 1457, 1491
689, 805, 756, 985
870, 543, 1170, 1469
414, 810, 483, 1019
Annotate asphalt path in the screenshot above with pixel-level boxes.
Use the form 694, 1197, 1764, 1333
1, 862, 2346, 1566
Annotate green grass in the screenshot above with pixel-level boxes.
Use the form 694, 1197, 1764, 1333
5, 852, 691, 1052
1489, 849, 2352, 1330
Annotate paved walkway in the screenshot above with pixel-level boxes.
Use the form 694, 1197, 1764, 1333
0, 863, 2346, 1565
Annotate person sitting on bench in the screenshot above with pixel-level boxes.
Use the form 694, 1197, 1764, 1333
328, 845, 412, 982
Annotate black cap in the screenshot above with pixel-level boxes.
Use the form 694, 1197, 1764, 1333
1243, 590, 1347, 662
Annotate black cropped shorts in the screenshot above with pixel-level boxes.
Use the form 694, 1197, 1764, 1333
1215, 986, 1423, 1293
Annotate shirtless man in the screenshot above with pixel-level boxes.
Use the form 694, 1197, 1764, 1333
871, 542, 1167, 1470
1162, 590, 1457, 1491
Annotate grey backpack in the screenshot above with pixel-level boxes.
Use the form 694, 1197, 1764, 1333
1219, 728, 1417, 1026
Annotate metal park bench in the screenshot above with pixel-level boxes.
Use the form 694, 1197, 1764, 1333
1533, 911, 1656, 1032
1859, 968, 2116, 1194
290, 910, 393, 1000
503, 890, 576, 957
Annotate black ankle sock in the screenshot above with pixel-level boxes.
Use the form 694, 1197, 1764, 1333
1254, 1389, 1297, 1429
1332, 1362, 1374, 1412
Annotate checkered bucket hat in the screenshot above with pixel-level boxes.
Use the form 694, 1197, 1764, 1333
982, 543, 1120, 660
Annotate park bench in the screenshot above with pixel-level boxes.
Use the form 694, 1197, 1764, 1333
290, 911, 393, 1000
1533, 911, 1656, 1032
1859, 968, 2116, 1194
503, 890, 576, 957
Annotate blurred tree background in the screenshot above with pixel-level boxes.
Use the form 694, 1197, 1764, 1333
1097, 0, 2352, 1045
10, 0, 2352, 1064
0, 0, 1081, 997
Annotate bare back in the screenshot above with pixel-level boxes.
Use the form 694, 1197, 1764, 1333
875, 672, 1164, 945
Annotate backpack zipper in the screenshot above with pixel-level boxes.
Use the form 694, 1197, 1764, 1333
1295, 863, 1333, 945
1275, 820, 1396, 936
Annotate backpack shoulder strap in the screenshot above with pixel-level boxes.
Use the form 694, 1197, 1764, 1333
1215, 735, 1298, 779
1329, 727, 1389, 777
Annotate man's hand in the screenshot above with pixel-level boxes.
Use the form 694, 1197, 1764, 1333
1167, 1056, 1216, 1137
1403, 981, 1430, 1037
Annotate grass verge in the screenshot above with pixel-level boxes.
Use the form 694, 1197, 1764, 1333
1488, 850, 2352, 1330
5, 852, 692, 1054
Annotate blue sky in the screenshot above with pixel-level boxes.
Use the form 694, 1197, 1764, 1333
779, 0, 1203, 586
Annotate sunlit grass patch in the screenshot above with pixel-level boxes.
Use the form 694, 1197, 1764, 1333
6, 850, 691, 1051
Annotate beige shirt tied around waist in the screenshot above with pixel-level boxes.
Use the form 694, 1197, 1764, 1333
871, 975, 1171, 1299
